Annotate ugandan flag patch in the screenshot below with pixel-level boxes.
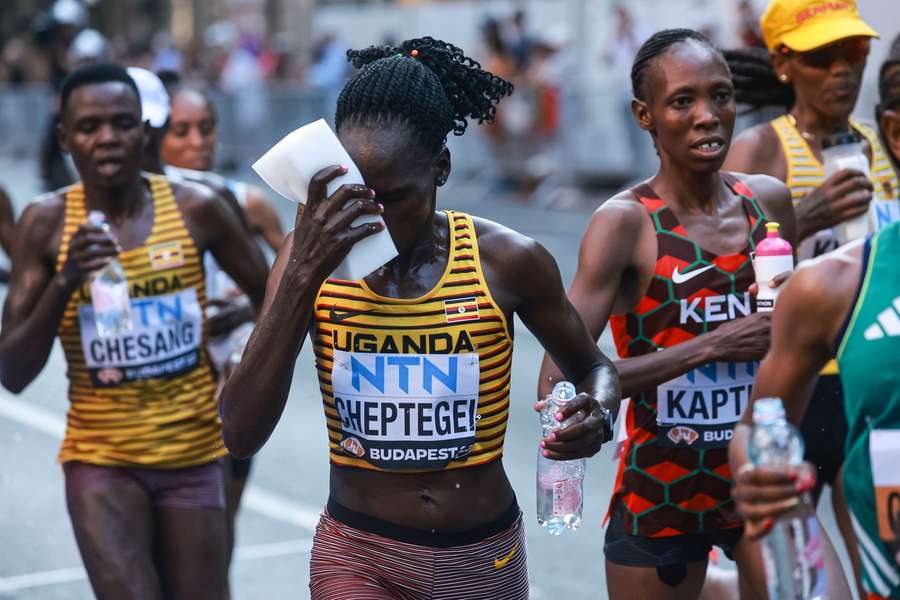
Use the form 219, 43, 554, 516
148, 241, 185, 271
444, 296, 480, 324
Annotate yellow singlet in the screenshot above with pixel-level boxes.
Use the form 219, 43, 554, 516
56, 174, 224, 468
771, 115, 900, 375
313, 211, 513, 472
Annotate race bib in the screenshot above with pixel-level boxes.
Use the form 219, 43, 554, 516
331, 350, 480, 470
870, 430, 900, 551
78, 288, 203, 386
656, 360, 758, 448
873, 198, 900, 232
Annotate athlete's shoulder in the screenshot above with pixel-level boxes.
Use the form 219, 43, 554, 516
724, 121, 785, 178
471, 214, 558, 280
781, 241, 864, 320
16, 189, 66, 256
731, 172, 790, 206
587, 188, 650, 238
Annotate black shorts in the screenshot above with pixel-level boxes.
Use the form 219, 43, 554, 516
799, 373, 847, 497
604, 502, 743, 568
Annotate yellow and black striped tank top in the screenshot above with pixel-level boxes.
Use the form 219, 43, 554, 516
56, 174, 224, 468
772, 115, 900, 375
771, 114, 899, 260
313, 211, 513, 472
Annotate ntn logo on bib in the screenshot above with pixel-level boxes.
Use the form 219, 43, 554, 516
78, 288, 202, 386
331, 350, 480, 470
657, 360, 757, 449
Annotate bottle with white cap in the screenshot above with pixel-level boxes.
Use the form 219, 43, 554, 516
87, 211, 133, 338
822, 132, 872, 245
536, 381, 586, 534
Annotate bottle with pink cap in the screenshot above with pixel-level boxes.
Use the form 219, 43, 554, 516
753, 222, 794, 312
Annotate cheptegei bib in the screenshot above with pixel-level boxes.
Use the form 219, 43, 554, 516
331, 350, 481, 470
78, 288, 203, 386
656, 360, 758, 449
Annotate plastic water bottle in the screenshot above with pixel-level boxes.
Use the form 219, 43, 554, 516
87, 211, 132, 338
753, 222, 794, 312
748, 398, 826, 599
537, 381, 585, 534
822, 132, 872, 245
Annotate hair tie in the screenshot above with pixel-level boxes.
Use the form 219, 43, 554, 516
411, 49, 419, 58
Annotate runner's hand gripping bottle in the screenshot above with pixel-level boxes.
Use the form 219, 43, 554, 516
537, 381, 585, 535
822, 132, 872, 245
749, 398, 826, 600
87, 211, 133, 338
753, 222, 794, 312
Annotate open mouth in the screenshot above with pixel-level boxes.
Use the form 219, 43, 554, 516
95, 157, 124, 176
691, 138, 725, 156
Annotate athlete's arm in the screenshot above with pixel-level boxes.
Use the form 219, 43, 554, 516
220, 166, 382, 458
0, 200, 117, 392
175, 181, 268, 311
0, 185, 15, 256
538, 195, 768, 401
730, 246, 862, 537
244, 185, 285, 254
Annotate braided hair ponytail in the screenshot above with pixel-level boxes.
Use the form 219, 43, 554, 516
723, 47, 795, 112
335, 37, 513, 154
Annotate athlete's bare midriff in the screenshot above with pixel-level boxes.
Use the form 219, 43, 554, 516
329, 460, 515, 531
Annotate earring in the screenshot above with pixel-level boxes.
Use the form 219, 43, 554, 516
436, 177, 447, 186
779, 74, 789, 83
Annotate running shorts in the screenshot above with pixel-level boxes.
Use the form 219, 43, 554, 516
309, 497, 529, 600
604, 500, 743, 569
799, 373, 847, 497
63, 460, 225, 510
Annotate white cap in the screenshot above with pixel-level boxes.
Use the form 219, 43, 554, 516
68, 29, 109, 63
126, 66, 170, 128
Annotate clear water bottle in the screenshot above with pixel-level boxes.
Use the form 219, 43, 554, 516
87, 211, 132, 338
537, 381, 585, 535
748, 398, 826, 599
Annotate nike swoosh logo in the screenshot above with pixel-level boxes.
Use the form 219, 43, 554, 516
494, 543, 519, 570
671, 264, 715, 284
328, 306, 369, 323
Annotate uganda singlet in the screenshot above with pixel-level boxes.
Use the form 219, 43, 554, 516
313, 211, 513, 472
771, 116, 899, 378
836, 222, 900, 599
609, 173, 768, 537
56, 174, 223, 468
771, 114, 899, 261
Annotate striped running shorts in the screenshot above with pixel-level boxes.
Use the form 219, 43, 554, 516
309, 498, 529, 599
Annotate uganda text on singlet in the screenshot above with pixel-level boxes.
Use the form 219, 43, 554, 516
56, 175, 222, 468
608, 174, 768, 536
313, 211, 513, 471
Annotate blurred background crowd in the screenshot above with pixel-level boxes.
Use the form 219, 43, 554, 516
0, 0, 897, 205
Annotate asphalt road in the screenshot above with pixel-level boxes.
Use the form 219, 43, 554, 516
0, 157, 850, 599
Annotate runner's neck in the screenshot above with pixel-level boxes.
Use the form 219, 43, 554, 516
82, 176, 150, 223
650, 166, 727, 215
375, 210, 443, 280
789, 101, 853, 147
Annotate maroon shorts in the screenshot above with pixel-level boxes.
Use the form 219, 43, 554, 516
63, 460, 225, 511
309, 497, 529, 600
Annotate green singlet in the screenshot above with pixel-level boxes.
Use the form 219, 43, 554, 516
837, 221, 900, 599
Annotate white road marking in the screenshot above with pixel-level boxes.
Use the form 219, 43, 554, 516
0, 538, 313, 593
0, 391, 322, 531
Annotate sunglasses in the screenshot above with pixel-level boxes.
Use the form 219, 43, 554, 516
781, 38, 871, 69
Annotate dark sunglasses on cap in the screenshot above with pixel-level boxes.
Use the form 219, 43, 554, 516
781, 37, 871, 70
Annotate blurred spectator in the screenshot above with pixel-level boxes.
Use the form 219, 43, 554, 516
152, 31, 183, 74
602, 3, 654, 180
304, 33, 349, 124
503, 9, 533, 69
1, 39, 28, 86
737, 0, 765, 48
219, 34, 268, 168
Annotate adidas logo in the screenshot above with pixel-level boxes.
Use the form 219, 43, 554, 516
863, 296, 900, 341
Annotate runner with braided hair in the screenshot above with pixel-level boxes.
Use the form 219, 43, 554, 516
220, 37, 620, 599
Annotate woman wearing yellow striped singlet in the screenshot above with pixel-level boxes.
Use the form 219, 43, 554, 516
722, 1, 899, 596
0, 64, 267, 599
220, 38, 620, 599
